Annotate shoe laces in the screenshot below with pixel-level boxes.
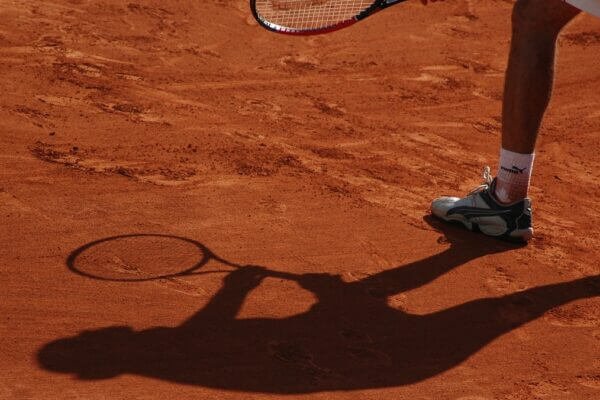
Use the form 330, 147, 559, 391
468, 166, 493, 195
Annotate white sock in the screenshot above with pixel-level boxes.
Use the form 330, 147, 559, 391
494, 148, 535, 203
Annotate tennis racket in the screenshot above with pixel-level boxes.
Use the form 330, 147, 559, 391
251, 0, 408, 35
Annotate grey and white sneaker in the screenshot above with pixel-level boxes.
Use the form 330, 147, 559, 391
431, 167, 533, 242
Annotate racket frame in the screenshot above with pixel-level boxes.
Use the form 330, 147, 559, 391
250, 0, 408, 35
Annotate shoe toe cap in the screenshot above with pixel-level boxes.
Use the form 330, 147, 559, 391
430, 196, 461, 218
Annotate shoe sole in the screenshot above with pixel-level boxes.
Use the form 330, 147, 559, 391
435, 213, 533, 243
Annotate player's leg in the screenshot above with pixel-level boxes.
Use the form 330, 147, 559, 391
496, 0, 580, 203
502, 0, 580, 154
431, 0, 580, 242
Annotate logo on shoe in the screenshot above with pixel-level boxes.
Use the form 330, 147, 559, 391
447, 206, 513, 219
500, 165, 526, 174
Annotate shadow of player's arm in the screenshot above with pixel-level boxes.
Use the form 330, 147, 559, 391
418, 274, 599, 363
181, 266, 268, 327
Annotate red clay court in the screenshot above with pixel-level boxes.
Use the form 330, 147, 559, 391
1, 1, 599, 399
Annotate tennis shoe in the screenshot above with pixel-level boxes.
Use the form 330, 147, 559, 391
431, 167, 533, 242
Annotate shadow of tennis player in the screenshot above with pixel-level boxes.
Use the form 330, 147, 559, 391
38, 218, 599, 393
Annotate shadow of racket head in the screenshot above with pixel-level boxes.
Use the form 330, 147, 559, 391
67, 233, 234, 282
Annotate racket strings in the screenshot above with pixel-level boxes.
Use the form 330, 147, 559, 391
255, 0, 375, 31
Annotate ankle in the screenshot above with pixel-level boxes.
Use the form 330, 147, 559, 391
493, 179, 527, 204
494, 148, 534, 203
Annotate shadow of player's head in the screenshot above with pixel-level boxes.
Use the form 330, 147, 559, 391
37, 326, 134, 380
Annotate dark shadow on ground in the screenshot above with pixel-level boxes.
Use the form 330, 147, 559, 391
37, 217, 599, 393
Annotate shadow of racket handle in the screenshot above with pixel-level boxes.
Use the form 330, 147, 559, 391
240, 264, 299, 281
216, 257, 301, 282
